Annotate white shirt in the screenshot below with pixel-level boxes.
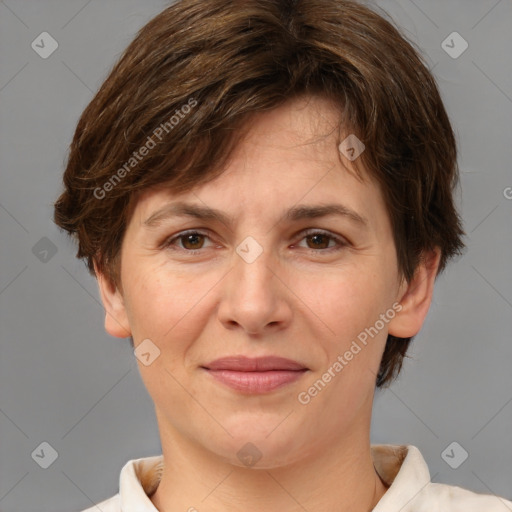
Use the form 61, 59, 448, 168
81, 444, 512, 511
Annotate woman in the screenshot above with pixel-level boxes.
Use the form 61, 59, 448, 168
53, 1, 512, 510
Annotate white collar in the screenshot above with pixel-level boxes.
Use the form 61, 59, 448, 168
117, 444, 431, 512
371, 445, 432, 511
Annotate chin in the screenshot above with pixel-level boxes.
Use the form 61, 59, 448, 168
210, 419, 306, 469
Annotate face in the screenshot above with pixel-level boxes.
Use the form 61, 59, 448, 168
98, 95, 434, 468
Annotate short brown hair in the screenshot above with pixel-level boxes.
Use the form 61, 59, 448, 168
53, 0, 465, 387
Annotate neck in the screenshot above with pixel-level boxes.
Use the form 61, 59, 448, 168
150, 418, 388, 512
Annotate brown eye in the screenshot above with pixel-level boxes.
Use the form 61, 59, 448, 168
163, 230, 213, 252
294, 229, 348, 254
305, 233, 331, 249
180, 233, 205, 250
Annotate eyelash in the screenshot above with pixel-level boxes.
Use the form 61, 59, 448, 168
161, 229, 349, 256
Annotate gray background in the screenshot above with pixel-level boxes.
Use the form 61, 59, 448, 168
0, 0, 511, 510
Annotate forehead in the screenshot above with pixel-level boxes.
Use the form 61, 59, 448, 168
129, 95, 387, 232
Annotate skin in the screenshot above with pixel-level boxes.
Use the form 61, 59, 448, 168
96, 94, 440, 512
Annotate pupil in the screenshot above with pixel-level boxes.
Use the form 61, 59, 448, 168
310, 234, 327, 248
185, 234, 202, 249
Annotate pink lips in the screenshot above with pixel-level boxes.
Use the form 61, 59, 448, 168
202, 356, 308, 393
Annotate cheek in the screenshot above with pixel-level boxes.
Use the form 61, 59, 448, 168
302, 263, 391, 338
122, 261, 217, 346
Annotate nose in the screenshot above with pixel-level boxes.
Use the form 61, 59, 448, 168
217, 239, 292, 336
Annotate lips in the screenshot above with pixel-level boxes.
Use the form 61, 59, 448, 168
203, 355, 307, 372
201, 356, 308, 393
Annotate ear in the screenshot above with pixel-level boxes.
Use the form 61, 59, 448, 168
387, 247, 441, 338
93, 261, 131, 338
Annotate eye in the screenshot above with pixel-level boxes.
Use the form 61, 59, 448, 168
293, 229, 348, 254
162, 229, 348, 255
162, 230, 214, 253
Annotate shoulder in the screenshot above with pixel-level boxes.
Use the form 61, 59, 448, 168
372, 444, 512, 512
420, 482, 512, 511
80, 493, 120, 512
76, 454, 163, 511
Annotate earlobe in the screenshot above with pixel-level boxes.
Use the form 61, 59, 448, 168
93, 261, 132, 338
387, 247, 441, 339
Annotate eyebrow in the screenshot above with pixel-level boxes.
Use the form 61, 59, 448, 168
143, 201, 369, 228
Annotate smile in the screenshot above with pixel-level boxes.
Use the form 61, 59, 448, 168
201, 356, 309, 393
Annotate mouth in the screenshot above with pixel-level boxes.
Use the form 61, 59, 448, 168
201, 356, 309, 393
